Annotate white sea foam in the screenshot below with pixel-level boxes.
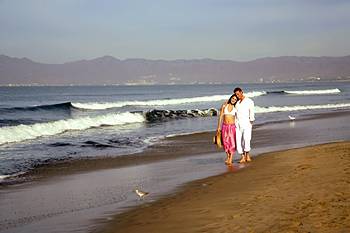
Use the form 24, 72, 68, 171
245, 91, 266, 98
0, 175, 11, 180
255, 102, 350, 113
143, 136, 163, 146
0, 112, 145, 145
72, 91, 266, 110
166, 131, 208, 138
285, 88, 341, 95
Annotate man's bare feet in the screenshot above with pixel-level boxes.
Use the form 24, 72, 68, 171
245, 153, 252, 162
239, 156, 246, 163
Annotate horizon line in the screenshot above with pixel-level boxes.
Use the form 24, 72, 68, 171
1, 54, 350, 65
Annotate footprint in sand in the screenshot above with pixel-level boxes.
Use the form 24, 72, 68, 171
294, 164, 313, 172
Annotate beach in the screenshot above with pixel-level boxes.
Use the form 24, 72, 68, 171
0, 110, 349, 233
1, 84, 350, 233
99, 141, 350, 233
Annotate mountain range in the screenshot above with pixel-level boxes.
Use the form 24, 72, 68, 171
1, 54, 350, 85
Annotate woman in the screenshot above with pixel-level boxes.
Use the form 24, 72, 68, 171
216, 94, 238, 165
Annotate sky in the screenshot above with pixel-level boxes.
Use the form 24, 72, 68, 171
1, 0, 350, 63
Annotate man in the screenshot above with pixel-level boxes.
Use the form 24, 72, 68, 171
234, 87, 255, 163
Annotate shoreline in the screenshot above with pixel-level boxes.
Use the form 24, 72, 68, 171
97, 141, 350, 233
0, 110, 349, 233
1, 109, 350, 187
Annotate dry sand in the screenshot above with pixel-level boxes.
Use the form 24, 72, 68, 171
99, 141, 350, 233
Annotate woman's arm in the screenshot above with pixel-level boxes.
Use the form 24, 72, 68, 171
216, 103, 225, 133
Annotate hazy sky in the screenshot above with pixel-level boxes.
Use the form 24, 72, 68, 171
1, 0, 350, 63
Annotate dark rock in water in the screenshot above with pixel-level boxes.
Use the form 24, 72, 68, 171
81, 140, 115, 149
108, 137, 134, 146
49, 142, 73, 147
187, 112, 195, 117
208, 108, 218, 116
145, 108, 218, 122
107, 137, 144, 149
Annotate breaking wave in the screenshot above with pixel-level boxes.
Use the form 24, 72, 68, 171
0, 102, 73, 113
0, 108, 219, 145
256, 102, 350, 113
71, 91, 265, 110
0, 89, 341, 114
1, 101, 349, 145
285, 88, 341, 95
267, 88, 341, 95
0, 112, 145, 145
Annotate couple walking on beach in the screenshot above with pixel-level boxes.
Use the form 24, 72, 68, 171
216, 87, 255, 165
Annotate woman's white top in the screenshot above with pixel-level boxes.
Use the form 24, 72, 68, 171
223, 104, 236, 116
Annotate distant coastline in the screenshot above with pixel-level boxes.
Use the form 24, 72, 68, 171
1, 54, 350, 85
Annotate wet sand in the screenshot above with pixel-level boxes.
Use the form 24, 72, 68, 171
99, 141, 350, 233
0, 132, 220, 186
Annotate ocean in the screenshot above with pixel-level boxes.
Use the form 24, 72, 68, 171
1, 82, 350, 179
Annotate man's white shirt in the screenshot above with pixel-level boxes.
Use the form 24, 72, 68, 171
235, 97, 255, 128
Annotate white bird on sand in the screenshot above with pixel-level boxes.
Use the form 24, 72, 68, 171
134, 189, 149, 198
288, 115, 296, 120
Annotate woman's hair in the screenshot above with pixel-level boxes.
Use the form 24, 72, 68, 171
227, 94, 237, 106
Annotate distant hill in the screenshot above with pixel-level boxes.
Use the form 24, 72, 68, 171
1, 54, 350, 85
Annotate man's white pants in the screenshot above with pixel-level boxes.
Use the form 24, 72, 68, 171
236, 124, 252, 154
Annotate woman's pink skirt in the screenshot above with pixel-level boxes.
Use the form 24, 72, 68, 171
221, 123, 236, 154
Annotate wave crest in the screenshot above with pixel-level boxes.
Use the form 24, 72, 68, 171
72, 92, 265, 110
256, 103, 350, 113
2, 102, 349, 145
0, 102, 73, 113
285, 88, 341, 95
0, 112, 145, 145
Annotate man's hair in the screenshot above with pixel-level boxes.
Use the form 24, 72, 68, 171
233, 87, 243, 93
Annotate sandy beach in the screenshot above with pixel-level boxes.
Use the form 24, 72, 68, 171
98, 141, 350, 233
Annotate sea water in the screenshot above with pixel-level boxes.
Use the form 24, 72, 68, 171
0, 82, 350, 177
